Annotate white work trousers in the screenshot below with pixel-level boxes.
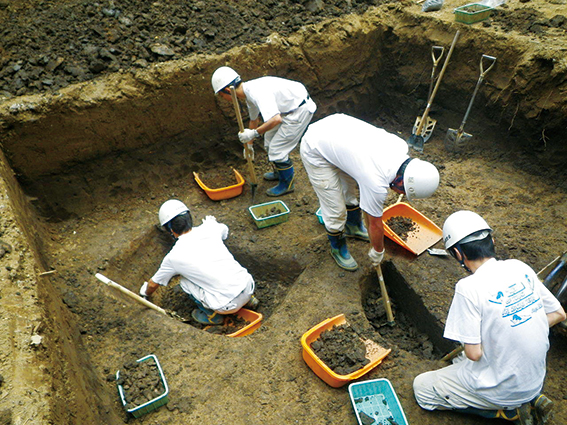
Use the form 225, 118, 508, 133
264, 98, 315, 162
413, 356, 520, 411
216, 277, 255, 315
301, 156, 359, 233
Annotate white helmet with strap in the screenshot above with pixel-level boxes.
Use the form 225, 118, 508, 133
403, 158, 440, 201
211, 66, 241, 94
443, 210, 492, 249
158, 200, 189, 226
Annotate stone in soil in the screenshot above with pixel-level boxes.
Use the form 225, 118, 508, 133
116, 357, 165, 410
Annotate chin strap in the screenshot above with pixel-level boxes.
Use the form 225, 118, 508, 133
454, 244, 472, 273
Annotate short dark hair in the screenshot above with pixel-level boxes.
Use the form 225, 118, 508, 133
167, 212, 193, 235
457, 231, 495, 261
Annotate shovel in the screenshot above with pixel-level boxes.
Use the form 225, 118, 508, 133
444, 54, 497, 152
95, 273, 191, 323
230, 86, 258, 202
411, 46, 445, 146
408, 30, 460, 152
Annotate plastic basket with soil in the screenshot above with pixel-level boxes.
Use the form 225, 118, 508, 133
382, 202, 442, 255
248, 200, 290, 229
300, 314, 391, 388
116, 354, 169, 418
205, 308, 263, 337
193, 168, 245, 201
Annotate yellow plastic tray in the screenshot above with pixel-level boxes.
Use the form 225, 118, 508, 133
193, 168, 245, 201
300, 314, 391, 388
382, 202, 442, 255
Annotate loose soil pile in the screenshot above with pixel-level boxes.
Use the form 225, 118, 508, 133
385, 216, 419, 242
116, 357, 166, 411
198, 169, 239, 189
310, 323, 370, 375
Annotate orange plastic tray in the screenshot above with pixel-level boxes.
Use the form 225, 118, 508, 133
193, 168, 245, 201
300, 314, 391, 388
228, 308, 263, 338
382, 202, 442, 255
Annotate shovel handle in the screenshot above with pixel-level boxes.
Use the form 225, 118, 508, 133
376, 265, 395, 324
457, 54, 496, 133
95, 273, 168, 316
229, 86, 258, 186
415, 30, 460, 136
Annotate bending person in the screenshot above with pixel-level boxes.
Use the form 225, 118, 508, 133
212, 66, 316, 196
140, 200, 258, 325
300, 113, 439, 271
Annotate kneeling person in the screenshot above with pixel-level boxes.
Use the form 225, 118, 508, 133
140, 199, 258, 325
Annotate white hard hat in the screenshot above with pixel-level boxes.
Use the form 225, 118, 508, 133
443, 210, 492, 249
158, 199, 189, 226
211, 66, 241, 94
403, 158, 440, 201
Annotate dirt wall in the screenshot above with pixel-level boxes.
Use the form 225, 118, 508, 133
1, 7, 565, 185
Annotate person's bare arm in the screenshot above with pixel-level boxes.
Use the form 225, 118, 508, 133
464, 343, 482, 361
547, 306, 567, 327
250, 114, 282, 135
367, 214, 385, 252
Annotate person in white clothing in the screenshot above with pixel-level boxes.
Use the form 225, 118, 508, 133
300, 113, 440, 271
413, 210, 566, 425
211, 66, 316, 196
139, 199, 258, 325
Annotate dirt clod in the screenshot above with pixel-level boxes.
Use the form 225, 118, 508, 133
310, 323, 369, 375
385, 216, 418, 242
117, 357, 166, 411
259, 207, 283, 218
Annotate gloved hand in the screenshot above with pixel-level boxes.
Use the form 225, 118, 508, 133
243, 144, 254, 161
368, 247, 385, 266
238, 128, 259, 143
202, 215, 217, 224
140, 281, 149, 298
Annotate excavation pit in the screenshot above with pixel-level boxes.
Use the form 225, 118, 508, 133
0, 1, 566, 424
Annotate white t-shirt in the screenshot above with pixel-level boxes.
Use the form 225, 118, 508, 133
444, 258, 561, 406
243, 76, 311, 122
301, 114, 409, 217
151, 219, 253, 311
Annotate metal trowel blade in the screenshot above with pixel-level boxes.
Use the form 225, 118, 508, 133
427, 248, 449, 256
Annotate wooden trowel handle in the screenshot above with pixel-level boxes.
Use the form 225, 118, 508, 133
95, 273, 168, 316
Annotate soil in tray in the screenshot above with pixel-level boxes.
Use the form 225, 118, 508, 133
205, 315, 251, 335
200, 170, 238, 189
310, 323, 369, 375
385, 216, 419, 242
117, 358, 165, 410
259, 206, 283, 218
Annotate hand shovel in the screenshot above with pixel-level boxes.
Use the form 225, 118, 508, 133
408, 31, 460, 152
230, 86, 258, 202
444, 54, 496, 152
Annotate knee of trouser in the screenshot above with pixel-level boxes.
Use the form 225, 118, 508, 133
413, 373, 435, 409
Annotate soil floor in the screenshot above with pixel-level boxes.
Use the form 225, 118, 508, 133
0, 0, 566, 424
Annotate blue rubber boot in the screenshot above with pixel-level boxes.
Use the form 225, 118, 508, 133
192, 308, 224, 325
345, 205, 369, 241
266, 160, 294, 197
327, 231, 358, 271
263, 164, 279, 181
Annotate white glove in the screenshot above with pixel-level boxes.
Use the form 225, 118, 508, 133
140, 281, 149, 298
202, 215, 217, 224
368, 248, 385, 266
243, 144, 254, 161
238, 128, 259, 143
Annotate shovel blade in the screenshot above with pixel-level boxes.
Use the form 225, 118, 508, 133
444, 128, 473, 152
412, 116, 437, 143
407, 134, 424, 152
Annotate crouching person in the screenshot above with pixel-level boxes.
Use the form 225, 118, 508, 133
413, 211, 566, 425
140, 199, 258, 325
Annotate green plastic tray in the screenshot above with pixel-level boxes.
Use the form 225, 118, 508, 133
249, 200, 290, 229
454, 3, 493, 24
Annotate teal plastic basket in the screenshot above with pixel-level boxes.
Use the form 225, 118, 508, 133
348, 378, 408, 425
116, 354, 169, 418
249, 200, 290, 229
315, 207, 323, 224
